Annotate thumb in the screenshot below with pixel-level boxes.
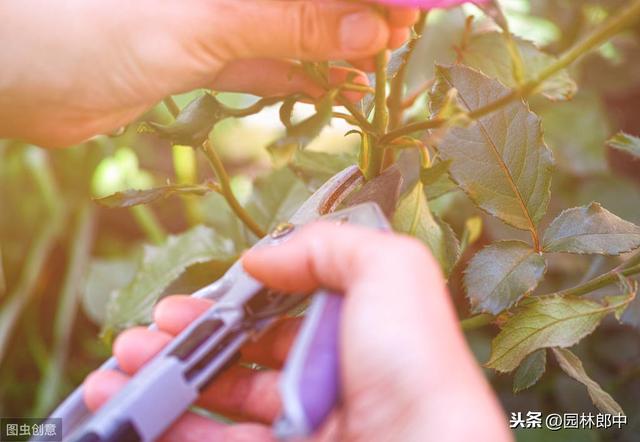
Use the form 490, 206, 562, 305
210, 0, 390, 61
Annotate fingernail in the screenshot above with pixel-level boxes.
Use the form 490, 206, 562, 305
340, 11, 384, 53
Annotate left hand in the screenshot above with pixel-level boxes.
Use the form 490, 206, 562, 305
0, 0, 417, 147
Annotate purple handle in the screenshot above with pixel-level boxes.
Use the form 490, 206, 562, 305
275, 291, 342, 439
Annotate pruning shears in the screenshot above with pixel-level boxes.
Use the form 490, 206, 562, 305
47, 165, 403, 442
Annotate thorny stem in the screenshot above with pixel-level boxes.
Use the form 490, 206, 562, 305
201, 139, 266, 238
381, 0, 640, 144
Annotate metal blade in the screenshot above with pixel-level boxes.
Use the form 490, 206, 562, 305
289, 165, 363, 225
343, 164, 403, 219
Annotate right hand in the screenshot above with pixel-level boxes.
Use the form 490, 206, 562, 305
84, 223, 512, 441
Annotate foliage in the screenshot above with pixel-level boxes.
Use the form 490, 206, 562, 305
2, 2, 640, 440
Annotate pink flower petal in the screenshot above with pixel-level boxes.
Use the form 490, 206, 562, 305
367, 0, 485, 9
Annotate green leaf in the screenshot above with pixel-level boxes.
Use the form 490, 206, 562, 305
461, 32, 576, 101
513, 348, 547, 393
464, 241, 546, 314
246, 168, 311, 232
486, 294, 633, 372
430, 65, 553, 232
393, 182, 460, 276
543, 203, 640, 254
102, 226, 235, 335
83, 257, 138, 326
608, 131, 640, 158
551, 348, 624, 415
94, 184, 214, 208
289, 150, 357, 190
267, 91, 337, 167
141, 94, 226, 146
420, 159, 459, 200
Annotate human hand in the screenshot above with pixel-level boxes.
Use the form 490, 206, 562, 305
0, 1, 418, 147
83, 223, 512, 441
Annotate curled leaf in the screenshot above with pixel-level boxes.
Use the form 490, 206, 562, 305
267, 91, 338, 167
141, 94, 226, 146
94, 184, 215, 208
552, 348, 624, 415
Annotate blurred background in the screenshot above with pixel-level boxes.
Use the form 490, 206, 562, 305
1, 1, 639, 441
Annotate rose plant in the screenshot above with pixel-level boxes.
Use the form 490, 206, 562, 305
2, 1, 640, 436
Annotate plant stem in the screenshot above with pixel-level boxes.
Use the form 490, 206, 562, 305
461, 313, 494, 331
553, 263, 640, 298
33, 203, 95, 415
388, 12, 428, 130
131, 206, 166, 244
381, 0, 640, 144
201, 140, 265, 238
365, 51, 390, 179
163, 97, 203, 225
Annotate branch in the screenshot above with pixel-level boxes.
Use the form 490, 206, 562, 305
553, 263, 640, 298
365, 50, 390, 179
201, 140, 266, 238
388, 12, 428, 130
381, 0, 640, 144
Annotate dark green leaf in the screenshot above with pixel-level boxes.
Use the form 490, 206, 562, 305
267, 91, 337, 167
543, 203, 640, 254
464, 241, 546, 314
393, 181, 460, 276
608, 131, 640, 158
461, 32, 576, 101
140, 94, 226, 146
551, 348, 624, 415
246, 168, 311, 232
102, 226, 235, 335
289, 150, 357, 191
513, 349, 547, 393
430, 65, 553, 231
486, 294, 633, 372
94, 184, 214, 208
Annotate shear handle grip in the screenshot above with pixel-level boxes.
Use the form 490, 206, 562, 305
276, 291, 342, 439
